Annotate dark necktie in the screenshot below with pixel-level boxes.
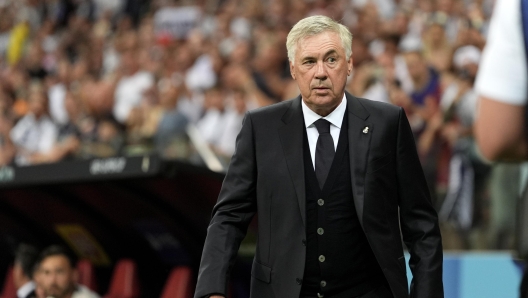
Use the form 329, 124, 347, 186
314, 119, 335, 189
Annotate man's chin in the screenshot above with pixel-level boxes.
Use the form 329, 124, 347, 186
46, 290, 65, 298
314, 95, 340, 106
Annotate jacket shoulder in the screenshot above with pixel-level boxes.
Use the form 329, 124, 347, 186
357, 97, 400, 114
247, 98, 295, 122
354, 97, 402, 122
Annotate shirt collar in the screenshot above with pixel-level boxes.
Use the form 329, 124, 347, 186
301, 94, 347, 128
17, 281, 35, 298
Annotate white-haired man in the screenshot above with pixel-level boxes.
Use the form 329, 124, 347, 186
195, 15, 443, 298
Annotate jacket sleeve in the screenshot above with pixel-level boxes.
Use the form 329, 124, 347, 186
194, 111, 258, 298
396, 108, 444, 298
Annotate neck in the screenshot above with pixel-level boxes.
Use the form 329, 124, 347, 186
304, 94, 344, 117
312, 107, 335, 117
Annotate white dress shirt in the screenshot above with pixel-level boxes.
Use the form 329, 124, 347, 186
17, 281, 35, 298
72, 284, 101, 298
301, 94, 347, 169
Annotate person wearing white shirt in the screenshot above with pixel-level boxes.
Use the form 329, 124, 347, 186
196, 15, 442, 298
10, 84, 58, 166
112, 48, 154, 124
474, 0, 527, 161
474, 1, 528, 296
36, 245, 100, 298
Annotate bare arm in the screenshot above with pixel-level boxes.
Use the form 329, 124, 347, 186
474, 96, 528, 161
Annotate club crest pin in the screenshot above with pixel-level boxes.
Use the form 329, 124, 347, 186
362, 126, 369, 134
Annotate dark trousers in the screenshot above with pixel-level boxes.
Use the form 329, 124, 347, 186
300, 283, 393, 298
521, 267, 528, 297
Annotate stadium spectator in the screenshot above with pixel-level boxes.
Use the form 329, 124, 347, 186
13, 243, 39, 298
196, 85, 227, 147
0, 90, 15, 165
347, 62, 389, 103
152, 77, 189, 157
81, 116, 124, 158
404, 50, 442, 107
421, 15, 453, 72
9, 82, 58, 165
112, 36, 154, 126
35, 245, 99, 298
214, 87, 249, 158
47, 58, 71, 126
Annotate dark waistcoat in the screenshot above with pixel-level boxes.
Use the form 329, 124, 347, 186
300, 113, 386, 298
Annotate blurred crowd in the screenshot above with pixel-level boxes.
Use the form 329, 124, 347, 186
0, 0, 514, 250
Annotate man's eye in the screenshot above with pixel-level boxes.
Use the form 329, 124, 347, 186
327, 57, 337, 63
303, 60, 314, 65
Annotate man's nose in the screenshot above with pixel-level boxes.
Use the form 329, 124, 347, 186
49, 272, 59, 283
314, 61, 328, 80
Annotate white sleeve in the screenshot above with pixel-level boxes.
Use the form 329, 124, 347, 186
475, 0, 528, 106
38, 119, 58, 153
9, 116, 29, 146
112, 82, 130, 124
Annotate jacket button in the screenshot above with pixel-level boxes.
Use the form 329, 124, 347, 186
317, 199, 324, 206
318, 255, 325, 262
317, 228, 324, 235
302, 239, 306, 246
296, 278, 303, 285
320, 280, 327, 287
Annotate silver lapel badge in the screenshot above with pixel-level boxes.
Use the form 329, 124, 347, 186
362, 126, 369, 134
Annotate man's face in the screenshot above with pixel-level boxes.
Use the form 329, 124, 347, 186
39, 255, 76, 298
404, 52, 426, 82
290, 31, 352, 116
29, 94, 47, 119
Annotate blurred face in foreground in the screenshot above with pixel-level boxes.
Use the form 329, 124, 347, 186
290, 31, 353, 116
39, 255, 76, 298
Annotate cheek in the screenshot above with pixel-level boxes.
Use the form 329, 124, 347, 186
56, 276, 69, 286
41, 277, 51, 286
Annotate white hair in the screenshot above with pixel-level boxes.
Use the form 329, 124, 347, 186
286, 15, 353, 64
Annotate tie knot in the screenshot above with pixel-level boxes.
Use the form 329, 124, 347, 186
314, 118, 331, 134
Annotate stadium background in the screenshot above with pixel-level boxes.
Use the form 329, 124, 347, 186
0, 0, 522, 297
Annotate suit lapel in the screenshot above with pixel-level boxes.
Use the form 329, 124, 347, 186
278, 96, 307, 227
346, 92, 371, 227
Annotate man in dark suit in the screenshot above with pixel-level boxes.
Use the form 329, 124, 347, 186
195, 15, 443, 298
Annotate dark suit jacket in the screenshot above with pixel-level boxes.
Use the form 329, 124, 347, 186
195, 92, 443, 298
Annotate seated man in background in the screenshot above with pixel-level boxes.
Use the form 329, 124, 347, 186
35, 245, 99, 298
9, 82, 58, 165
13, 243, 39, 298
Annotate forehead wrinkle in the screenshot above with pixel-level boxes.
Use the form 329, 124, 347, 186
297, 37, 342, 59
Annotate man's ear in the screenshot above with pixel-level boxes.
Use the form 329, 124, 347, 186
347, 57, 353, 76
290, 61, 296, 80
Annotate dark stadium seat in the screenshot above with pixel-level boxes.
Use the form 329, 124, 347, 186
104, 259, 140, 298
0, 266, 15, 298
160, 266, 193, 298
77, 259, 98, 293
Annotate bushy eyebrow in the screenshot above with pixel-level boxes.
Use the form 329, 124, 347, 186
301, 49, 338, 62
